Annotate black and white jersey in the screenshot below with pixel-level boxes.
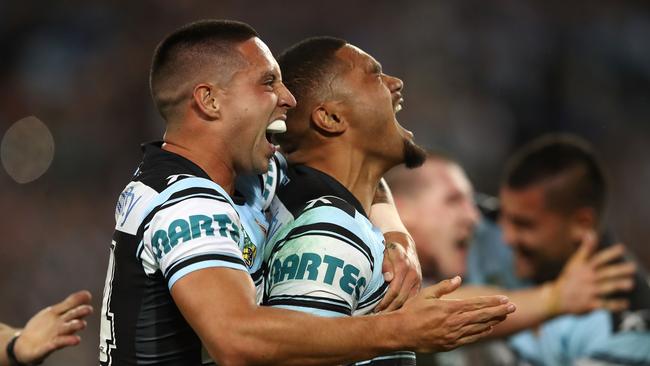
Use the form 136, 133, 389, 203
264, 164, 416, 366
99, 142, 249, 366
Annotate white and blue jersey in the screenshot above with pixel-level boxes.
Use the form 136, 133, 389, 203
100, 142, 251, 365
264, 164, 416, 366
233, 152, 288, 302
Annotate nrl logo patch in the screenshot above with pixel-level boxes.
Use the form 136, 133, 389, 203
242, 232, 257, 268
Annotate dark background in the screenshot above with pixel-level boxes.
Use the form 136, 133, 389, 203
1, 1, 649, 364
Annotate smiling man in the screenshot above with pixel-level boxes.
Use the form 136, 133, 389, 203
500, 134, 650, 365
99, 21, 516, 366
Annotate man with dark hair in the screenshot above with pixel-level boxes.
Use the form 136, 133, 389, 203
500, 134, 650, 365
387, 150, 639, 364
100, 21, 514, 366
262, 36, 515, 365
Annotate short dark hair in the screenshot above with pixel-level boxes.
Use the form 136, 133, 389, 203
503, 134, 607, 219
275, 37, 347, 150
149, 20, 259, 120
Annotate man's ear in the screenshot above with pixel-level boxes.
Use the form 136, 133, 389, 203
311, 102, 347, 135
569, 206, 597, 245
192, 83, 221, 120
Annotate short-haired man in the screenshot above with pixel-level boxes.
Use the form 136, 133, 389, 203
262, 37, 516, 365
100, 21, 515, 366
387, 150, 640, 363
500, 134, 650, 365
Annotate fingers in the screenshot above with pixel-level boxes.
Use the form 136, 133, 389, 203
598, 298, 630, 312
590, 244, 626, 268
375, 277, 404, 312
595, 262, 637, 282
51, 335, 82, 350
572, 231, 598, 263
459, 302, 516, 324
61, 319, 87, 335
457, 318, 503, 338
457, 295, 511, 312
61, 304, 94, 322
597, 278, 635, 296
381, 271, 420, 312
423, 276, 462, 299
381, 253, 394, 283
453, 327, 494, 348
52, 290, 92, 315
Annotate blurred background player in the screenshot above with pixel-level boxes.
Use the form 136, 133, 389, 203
500, 134, 650, 365
0, 290, 92, 366
386, 143, 643, 364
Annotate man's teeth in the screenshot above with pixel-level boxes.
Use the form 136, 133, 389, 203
266, 119, 286, 133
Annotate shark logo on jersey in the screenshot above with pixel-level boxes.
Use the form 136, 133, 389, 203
242, 231, 257, 268
166, 174, 194, 185
116, 186, 142, 226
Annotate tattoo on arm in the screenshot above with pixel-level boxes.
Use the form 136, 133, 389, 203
373, 179, 390, 204
385, 242, 398, 250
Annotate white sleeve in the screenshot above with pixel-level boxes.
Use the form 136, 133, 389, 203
141, 195, 247, 289
264, 207, 374, 317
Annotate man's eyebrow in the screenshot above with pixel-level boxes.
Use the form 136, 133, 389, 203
370, 61, 382, 74
259, 69, 278, 82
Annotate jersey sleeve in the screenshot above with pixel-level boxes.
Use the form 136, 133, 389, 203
263, 203, 375, 317
140, 183, 248, 289
259, 151, 289, 210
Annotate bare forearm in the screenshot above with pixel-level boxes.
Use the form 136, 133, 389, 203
218, 308, 403, 366
450, 286, 552, 338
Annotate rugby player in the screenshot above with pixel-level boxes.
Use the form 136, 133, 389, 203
388, 152, 637, 337
500, 135, 650, 364
100, 20, 515, 365
262, 37, 514, 365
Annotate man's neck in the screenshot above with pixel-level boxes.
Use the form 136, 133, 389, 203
162, 139, 236, 195
289, 144, 390, 214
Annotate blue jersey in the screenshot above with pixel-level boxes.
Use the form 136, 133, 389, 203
100, 142, 249, 365
234, 152, 288, 302
510, 309, 650, 365
264, 164, 416, 366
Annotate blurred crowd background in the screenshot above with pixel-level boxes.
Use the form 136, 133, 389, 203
1, 0, 649, 364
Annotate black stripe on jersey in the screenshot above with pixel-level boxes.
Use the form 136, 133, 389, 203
137, 188, 230, 239
299, 195, 357, 219
358, 282, 389, 309
264, 294, 352, 316
251, 266, 264, 286
167, 187, 228, 203
164, 254, 246, 283
273, 223, 374, 270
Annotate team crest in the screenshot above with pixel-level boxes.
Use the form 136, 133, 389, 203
242, 232, 257, 268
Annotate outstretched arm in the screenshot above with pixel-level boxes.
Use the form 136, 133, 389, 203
450, 232, 634, 337
0, 290, 93, 366
172, 269, 515, 366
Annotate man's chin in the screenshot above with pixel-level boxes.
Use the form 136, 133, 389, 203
403, 138, 427, 169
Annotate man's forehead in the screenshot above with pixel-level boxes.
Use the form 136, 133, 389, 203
501, 185, 546, 212
336, 44, 380, 71
237, 37, 278, 71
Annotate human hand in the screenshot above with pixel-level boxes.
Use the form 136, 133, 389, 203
13, 290, 93, 364
549, 231, 635, 316
397, 276, 516, 352
375, 232, 422, 312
